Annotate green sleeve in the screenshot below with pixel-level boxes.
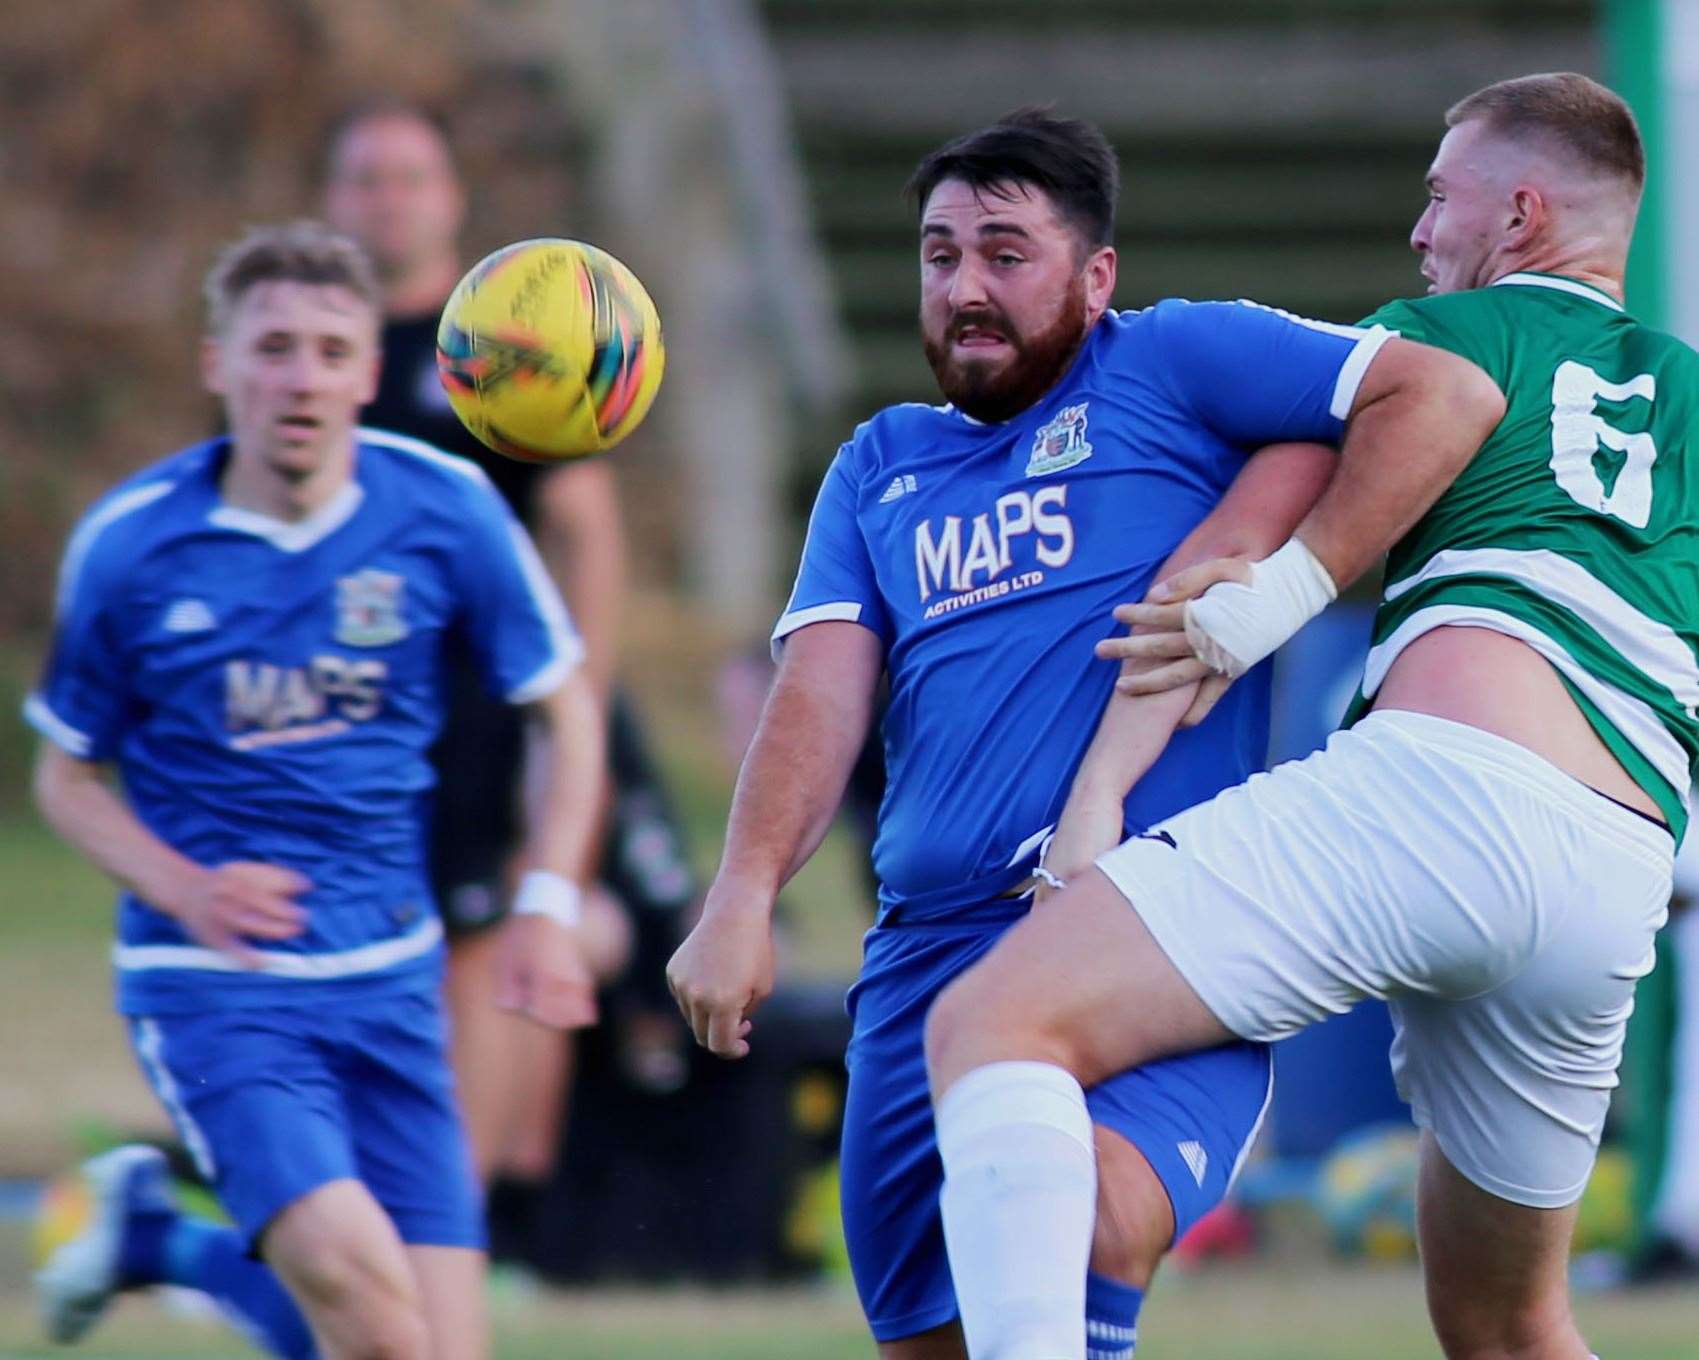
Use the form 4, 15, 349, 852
1356, 294, 1500, 375
1356, 296, 1424, 335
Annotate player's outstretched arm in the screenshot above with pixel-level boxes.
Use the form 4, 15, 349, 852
668, 621, 882, 1059
1116, 338, 1505, 690
499, 666, 608, 1030
31, 742, 308, 963
1039, 442, 1336, 895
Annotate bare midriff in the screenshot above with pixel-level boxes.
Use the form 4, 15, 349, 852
1372, 624, 1664, 821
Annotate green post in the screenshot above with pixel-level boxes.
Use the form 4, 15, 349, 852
1604, 0, 1668, 327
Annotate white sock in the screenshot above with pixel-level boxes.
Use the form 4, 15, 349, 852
936, 1061, 1097, 1360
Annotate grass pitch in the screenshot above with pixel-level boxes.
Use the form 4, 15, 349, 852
1, 1242, 1696, 1359
2, 779, 1695, 1358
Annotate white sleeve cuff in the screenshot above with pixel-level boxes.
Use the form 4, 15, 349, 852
506, 637, 585, 705
769, 601, 865, 660
1330, 325, 1396, 421
23, 693, 94, 758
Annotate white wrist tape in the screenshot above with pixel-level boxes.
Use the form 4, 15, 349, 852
512, 870, 583, 928
1182, 537, 1337, 678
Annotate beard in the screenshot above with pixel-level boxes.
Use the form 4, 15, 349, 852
921, 275, 1090, 423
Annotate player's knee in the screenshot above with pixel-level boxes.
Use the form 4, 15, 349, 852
281, 1235, 427, 1360
923, 968, 1017, 1089
339, 1307, 430, 1360
307, 1281, 428, 1360
1429, 1294, 1577, 1360
1088, 1129, 1172, 1289
925, 966, 1086, 1094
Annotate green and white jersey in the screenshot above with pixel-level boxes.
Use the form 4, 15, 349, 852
1350, 272, 1699, 837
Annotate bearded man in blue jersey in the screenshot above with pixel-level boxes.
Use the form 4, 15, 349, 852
667, 108, 1499, 1359
27, 220, 604, 1360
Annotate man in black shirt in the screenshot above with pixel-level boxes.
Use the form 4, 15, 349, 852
323, 100, 697, 1223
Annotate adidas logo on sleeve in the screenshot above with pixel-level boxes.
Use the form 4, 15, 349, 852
162, 599, 217, 634
880, 474, 919, 503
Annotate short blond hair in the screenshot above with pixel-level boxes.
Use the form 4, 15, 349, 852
202, 220, 381, 333
1447, 73, 1644, 190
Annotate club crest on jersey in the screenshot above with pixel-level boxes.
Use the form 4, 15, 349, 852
334, 569, 408, 647
1026, 402, 1093, 477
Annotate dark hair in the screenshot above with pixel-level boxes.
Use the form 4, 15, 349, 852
320, 97, 457, 182
1447, 73, 1644, 190
203, 219, 381, 332
905, 106, 1120, 250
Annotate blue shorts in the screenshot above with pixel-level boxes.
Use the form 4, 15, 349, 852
128, 990, 482, 1252
841, 913, 1272, 1343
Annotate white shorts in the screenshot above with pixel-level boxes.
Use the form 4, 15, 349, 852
1096, 709, 1673, 1208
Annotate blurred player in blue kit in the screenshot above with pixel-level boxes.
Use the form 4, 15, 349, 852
26, 220, 604, 1360
667, 108, 1493, 1359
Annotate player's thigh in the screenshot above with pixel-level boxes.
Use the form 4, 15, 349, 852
924, 722, 1471, 1086
1414, 1135, 1586, 1359
263, 1177, 424, 1354
842, 923, 1004, 1344
344, 992, 486, 1253
406, 1245, 489, 1360
129, 1009, 358, 1251
926, 868, 1233, 1091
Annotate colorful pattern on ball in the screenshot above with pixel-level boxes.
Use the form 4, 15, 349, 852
434, 238, 665, 461
585, 261, 654, 435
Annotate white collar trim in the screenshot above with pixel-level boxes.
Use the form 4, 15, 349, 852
208, 481, 364, 552
1491, 272, 1624, 312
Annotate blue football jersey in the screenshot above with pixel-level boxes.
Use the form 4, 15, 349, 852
776, 301, 1389, 921
26, 429, 582, 1014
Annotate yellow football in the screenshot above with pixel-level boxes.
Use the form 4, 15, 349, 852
436, 238, 665, 461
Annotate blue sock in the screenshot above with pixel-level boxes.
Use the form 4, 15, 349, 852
117, 1208, 172, 1286
124, 1212, 316, 1360
1085, 1269, 1144, 1359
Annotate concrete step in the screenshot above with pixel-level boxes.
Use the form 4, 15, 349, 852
765, 22, 1593, 135
753, 0, 1593, 418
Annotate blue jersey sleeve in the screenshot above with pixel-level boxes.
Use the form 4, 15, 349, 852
1148, 298, 1392, 447
450, 477, 584, 704
25, 500, 151, 762
772, 445, 892, 656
